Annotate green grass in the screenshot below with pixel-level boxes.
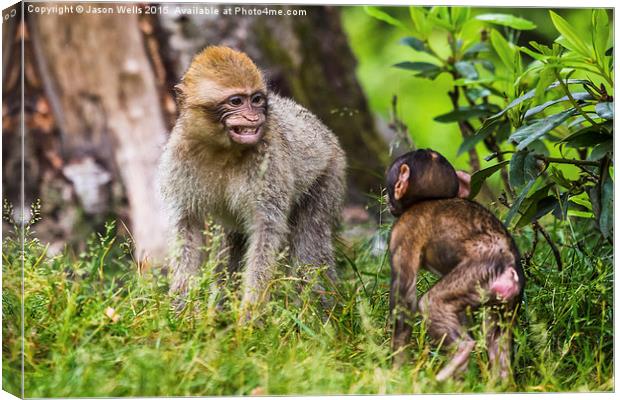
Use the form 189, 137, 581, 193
2, 215, 613, 397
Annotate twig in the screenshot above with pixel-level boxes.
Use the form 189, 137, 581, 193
464, 96, 513, 198
524, 228, 539, 267
539, 156, 600, 167
532, 221, 563, 272
554, 70, 599, 127
388, 95, 415, 152
448, 74, 481, 171
498, 196, 563, 271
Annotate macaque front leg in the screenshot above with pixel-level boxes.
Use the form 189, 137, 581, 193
390, 272, 417, 367
210, 231, 246, 307
169, 217, 205, 308
389, 247, 420, 367
240, 210, 289, 320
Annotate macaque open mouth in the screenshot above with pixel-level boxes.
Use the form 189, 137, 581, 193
228, 125, 263, 144
231, 126, 260, 136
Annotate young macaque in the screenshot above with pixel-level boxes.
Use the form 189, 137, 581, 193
386, 149, 471, 216
159, 46, 346, 318
386, 150, 524, 381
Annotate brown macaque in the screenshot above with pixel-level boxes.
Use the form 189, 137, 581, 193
386, 149, 471, 217
158, 46, 346, 318
386, 153, 524, 382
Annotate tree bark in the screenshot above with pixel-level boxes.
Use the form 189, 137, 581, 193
30, 9, 170, 263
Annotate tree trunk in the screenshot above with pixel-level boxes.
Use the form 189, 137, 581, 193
30, 9, 170, 263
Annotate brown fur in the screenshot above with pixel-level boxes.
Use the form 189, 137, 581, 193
389, 198, 524, 381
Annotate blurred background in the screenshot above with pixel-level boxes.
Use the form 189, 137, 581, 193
1, 3, 609, 260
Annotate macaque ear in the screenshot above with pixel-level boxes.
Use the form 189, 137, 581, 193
174, 83, 186, 107
174, 83, 186, 94
456, 170, 471, 198
394, 164, 410, 201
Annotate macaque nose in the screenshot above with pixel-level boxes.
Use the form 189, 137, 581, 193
244, 113, 260, 123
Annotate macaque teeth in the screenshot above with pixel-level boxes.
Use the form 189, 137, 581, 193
231, 126, 260, 136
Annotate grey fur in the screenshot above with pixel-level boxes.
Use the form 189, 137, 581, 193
158, 93, 346, 313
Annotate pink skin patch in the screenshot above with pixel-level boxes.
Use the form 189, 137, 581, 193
490, 267, 520, 301
456, 171, 471, 198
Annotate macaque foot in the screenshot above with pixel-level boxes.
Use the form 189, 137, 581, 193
436, 339, 475, 382
392, 349, 408, 369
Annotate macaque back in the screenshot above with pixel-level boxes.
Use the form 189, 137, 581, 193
391, 198, 520, 276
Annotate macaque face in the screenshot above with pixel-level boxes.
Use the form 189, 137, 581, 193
216, 91, 267, 146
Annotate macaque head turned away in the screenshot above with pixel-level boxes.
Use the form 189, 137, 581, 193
386, 149, 471, 216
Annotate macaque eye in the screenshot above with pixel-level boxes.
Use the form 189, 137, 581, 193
228, 96, 244, 107
251, 93, 265, 106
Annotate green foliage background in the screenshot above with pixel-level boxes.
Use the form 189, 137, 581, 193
342, 7, 603, 171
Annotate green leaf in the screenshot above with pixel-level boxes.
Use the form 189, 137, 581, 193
534, 196, 561, 220
495, 120, 512, 142
567, 209, 595, 218
599, 169, 613, 238
400, 37, 428, 53
457, 120, 497, 156
490, 29, 516, 71
505, 178, 537, 226
525, 92, 592, 119
549, 11, 593, 58
552, 192, 571, 220
394, 61, 444, 80
595, 102, 613, 120
592, 9, 610, 61
475, 13, 536, 30
485, 79, 589, 123
534, 67, 557, 103
561, 125, 611, 148
454, 61, 479, 80
409, 7, 431, 38
468, 161, 509, 199
463, 42, 490, 59
473, 79, 588, 141
588, 139, 613, 161
516, 186, 556, 228
509, 151, 541, 189
434, 105, 496, 123
570, 194, 593, 211
450, 7, 471, 30
364, 7, 407, 31
428, 6, 453, 30
549, 166, 572, 188
465, 87, 491, 102
393, 61, 440, 72
519, 45, 547, 61
510, 108, 578, 151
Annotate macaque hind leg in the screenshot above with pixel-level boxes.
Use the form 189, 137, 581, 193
418, 263, 482, 382
289, 173, 343, 308
485, 303, 517, 381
